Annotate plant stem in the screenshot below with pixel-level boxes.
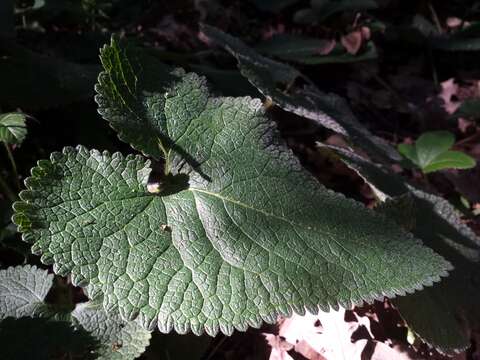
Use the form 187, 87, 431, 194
4, 143, 20, 190
0, 172, 17, 202
428, 2, 443, 33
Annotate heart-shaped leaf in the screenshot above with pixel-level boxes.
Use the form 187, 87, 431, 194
13, 38, 450, 337
398, 131, 476, 173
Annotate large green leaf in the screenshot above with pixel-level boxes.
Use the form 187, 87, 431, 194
12, 39, 451, 337
328, 145, 480, 354
73, 301, 152, 360
200, 24, 400, 164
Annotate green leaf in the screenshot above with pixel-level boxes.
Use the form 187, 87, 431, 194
0, 266, 98, 359
422, 151, 476, 173
73, 301, 151, 360
328, 146, 480, 354
398, 131, 476, 173
416, 131, 455, 165
0, 266, 150, 359
200, 24, 400, 164
0, 265, 53, 319
0, 113, 27, 145
13, 39, 451, 337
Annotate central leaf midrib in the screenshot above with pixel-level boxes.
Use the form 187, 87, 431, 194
188, 187, 320, 233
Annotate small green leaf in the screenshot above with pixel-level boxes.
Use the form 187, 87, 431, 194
73, 301, 151, 360
422, 151, 476, 173
13, 39, 451, 337
0, 266, 150, 359
398, 131, 476, 173
0, 113, 27, 145
397, 143, 418, 165
416, 131, 454, 165
0, 265, 53, 319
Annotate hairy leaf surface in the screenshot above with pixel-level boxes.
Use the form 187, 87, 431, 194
73, 301, 152, 360
0, 265, 150, 359
0, 265, 53, 319
13, 39, 451, 336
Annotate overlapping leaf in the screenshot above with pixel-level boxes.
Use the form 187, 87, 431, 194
0, 265, 53, 319
200, 24, 400, 163
0, 266, 150, 359
73, 301, 152, 360
12, 38, 451, 337
327, 146, 480, 353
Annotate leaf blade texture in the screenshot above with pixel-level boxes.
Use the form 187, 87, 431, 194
329, 145, 480, 354
73, 301, 152, 360
13, 39, 451, 336
0, 265, 53, 319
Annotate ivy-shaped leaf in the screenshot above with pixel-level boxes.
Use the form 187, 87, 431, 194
0, 266, 150, 359
398, 131, 476, 173
12, 38, 451, 336
0, 113, 27, 145
200, 24, 400, 164
328, 145, 480, 354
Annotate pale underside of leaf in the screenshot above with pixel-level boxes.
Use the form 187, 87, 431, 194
0, 265, 53, 319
